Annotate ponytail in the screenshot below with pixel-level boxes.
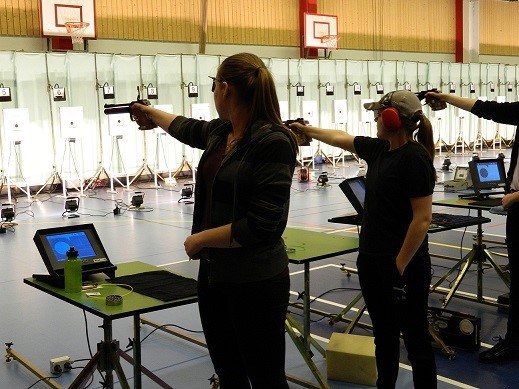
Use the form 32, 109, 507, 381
402, 112, 435, 161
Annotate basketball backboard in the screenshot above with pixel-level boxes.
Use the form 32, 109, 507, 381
40, 0, 96, 39
304, 13, 338, 49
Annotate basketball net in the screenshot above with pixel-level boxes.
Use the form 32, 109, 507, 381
64, 22, 90, 44
320, 35, 340, 50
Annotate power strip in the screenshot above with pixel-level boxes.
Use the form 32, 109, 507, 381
50, 356, 71, 374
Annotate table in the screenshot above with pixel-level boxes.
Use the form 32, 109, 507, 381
30, 229, 358, 389
282, 227, 359, 389
431, 197, 510, 308
20, 261, 197, 389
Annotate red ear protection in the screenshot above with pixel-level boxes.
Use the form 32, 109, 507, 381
380, 107, 401, 131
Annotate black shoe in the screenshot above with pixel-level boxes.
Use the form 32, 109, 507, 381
479, 337, 519, 364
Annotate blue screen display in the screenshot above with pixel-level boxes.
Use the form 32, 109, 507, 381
476, 161, 502, 183
45, 231, 96, 262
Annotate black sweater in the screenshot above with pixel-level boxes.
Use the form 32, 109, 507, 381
168, 116, 297, 283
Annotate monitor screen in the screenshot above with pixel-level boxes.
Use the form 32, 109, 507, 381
468, 158, 506, 193
33, 224, 113, 276
348, 178, 366, 209
339, 176, 366, 216
45, 231, 97, 263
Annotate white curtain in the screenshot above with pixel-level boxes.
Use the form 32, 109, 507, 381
0, 51, 517, 188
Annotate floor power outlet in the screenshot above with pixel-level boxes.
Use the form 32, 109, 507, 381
50, 356, 71, 374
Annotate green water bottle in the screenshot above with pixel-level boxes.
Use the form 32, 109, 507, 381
64, 246, 82, 293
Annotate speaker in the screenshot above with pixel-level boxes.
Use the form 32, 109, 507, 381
380, 107, 401, 131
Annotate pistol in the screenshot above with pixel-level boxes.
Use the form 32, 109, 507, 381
104, 87, 157, 130
416, 89, 447, 111
284, 118, 312, 146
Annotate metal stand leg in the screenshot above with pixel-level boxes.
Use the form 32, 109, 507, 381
173, 156, 193, 179
107, 135, 130, 193
34, 166, 63, 196
429, 212, 511, 308
285, 261, 329, 388
4, 141, 32, 203
129, 163, 156, 186
83, 165, 111, 191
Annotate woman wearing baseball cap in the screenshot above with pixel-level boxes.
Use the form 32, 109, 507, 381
290, 90, 437, 388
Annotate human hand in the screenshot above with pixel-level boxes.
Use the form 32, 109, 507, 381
502, 192, 519, 209
424, 90, 447, 111
286, 120, 312, 146
392, 263, 407, 302
130, 102, 157, 130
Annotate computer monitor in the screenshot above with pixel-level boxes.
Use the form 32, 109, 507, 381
468, 158, 506, 195
33, 223, 116, 278
338, 176, 366, 216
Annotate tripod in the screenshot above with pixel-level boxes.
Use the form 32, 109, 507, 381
470, 119, 486, 153
34, 165, 63, 196
7, 316, 172, 389
434, 117, 450, 156
453, 116, 470, 155
129, 131, 157, 187
3, 140, 31, 203
429, 208, 511, 308
173, 144, 193, 179
151, 131, 169, 188
57, 138, 85, 198
107, 135, 130, 193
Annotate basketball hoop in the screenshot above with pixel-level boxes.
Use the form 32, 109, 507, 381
321, 35, 340, 50
64, 22, 90, 44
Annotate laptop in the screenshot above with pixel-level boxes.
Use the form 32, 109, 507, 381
33, 223, 117, 281
338, 176, 366, 217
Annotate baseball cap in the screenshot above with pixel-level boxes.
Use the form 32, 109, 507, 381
363, 90, 422, 120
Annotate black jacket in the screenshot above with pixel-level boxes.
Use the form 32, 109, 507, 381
168, 116, 297, 283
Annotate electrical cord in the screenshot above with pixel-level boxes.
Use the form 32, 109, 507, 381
25, 371, 62, 389
307, 286, 362, 305
81, 310, 106, 387
289, 286, 363, 323
123, 323, 204, 353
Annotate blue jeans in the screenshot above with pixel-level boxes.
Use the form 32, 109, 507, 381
357, 252, 437, 389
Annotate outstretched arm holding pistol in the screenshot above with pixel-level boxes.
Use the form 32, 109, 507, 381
128, 103, 178, 131
288, 121, 357, 153
103, 87, 177, 131
425, 90, 478, 112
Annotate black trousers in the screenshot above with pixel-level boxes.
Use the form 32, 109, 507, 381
506, 202, 519, 346
197, 260, 290, 389
357, 252, 437, 389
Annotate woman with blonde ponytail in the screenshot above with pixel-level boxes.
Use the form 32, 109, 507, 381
290, 90, 437, 389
